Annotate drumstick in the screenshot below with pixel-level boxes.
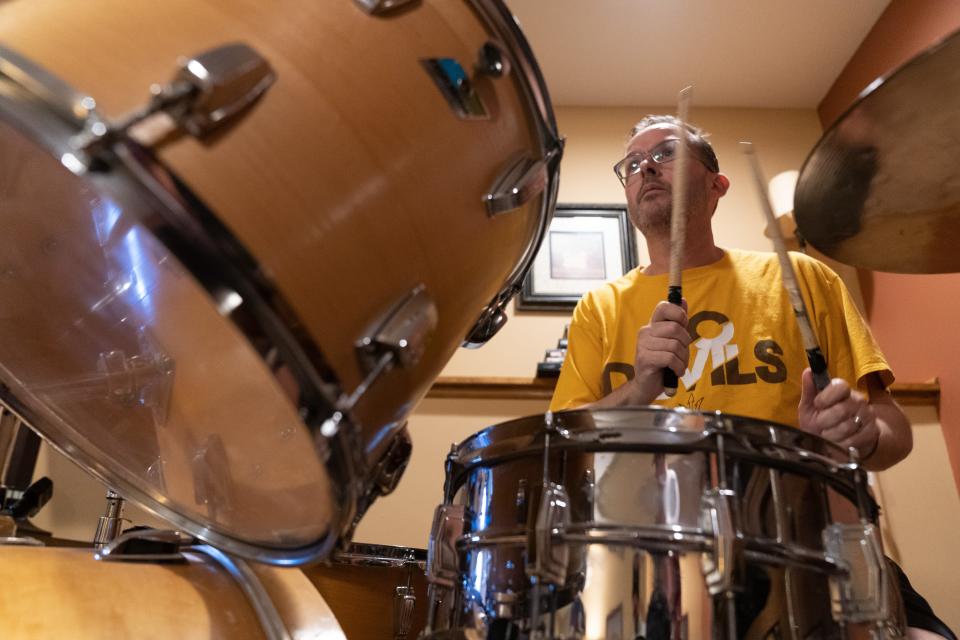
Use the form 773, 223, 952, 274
741, 142, 831, 392
663, 86, 693, 398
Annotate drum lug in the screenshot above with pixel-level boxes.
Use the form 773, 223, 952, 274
484, 153, 548, 217
354, 0, 420, 15
394, 584, 417, 640
699, 488, 743, 596
74, 43, 276, 157
356, 284, 437, 375
525, 482, 570, 587
822, 523, 892, 625
425, 504, 465, 634
426, 504, 465, 589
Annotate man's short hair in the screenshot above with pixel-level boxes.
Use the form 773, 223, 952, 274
629, 115, 720, 173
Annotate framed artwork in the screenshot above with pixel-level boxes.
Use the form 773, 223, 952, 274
516, 204, 638, 311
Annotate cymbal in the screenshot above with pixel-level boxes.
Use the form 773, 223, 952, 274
794, 28, 960, 274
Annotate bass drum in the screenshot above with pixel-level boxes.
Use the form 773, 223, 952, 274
0, 543, 346, 639
0, 0, 560, 564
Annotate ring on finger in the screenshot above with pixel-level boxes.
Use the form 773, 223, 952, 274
852, 414, 863, 432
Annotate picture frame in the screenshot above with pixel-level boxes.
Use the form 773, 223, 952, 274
516, 204, 638, 311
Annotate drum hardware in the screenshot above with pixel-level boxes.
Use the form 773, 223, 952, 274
395, 583, 417, 640
368, 424, 413, 496
477, 41, 511, 79
355, 284, 437, 378
527, 482, 571, 588
822, 524, 896, 632
327, 284, 435, 539
96, 528, 187, 563
422, 57, 490, 120
485, 151, 555, 218
92, 489, 127, 549
463, 297, 510, 348
338, 284, 438, 430
699, 489, 742, 637
818, 445, 900, 635
353, 0, 420, 16
526, 481, 571, 639
426, 503, 467, 633
72, 43, 276, 160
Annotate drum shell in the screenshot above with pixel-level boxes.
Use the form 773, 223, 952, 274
0, 544, 343, 639
0, 0, 553, 466
303, 543, 429, 640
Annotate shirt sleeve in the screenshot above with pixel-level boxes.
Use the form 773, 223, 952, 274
549, 294, 606, 411
799, 256, 894, 392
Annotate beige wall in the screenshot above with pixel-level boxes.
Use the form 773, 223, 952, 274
441, 105, 828, 378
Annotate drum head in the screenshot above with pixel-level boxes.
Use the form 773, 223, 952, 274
0, 75, 338, 562
452, 407, 851, 471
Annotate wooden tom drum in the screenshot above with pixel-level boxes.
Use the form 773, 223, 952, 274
0, 0, 560, 564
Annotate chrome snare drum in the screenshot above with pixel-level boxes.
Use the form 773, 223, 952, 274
424, 408, 903, 639
0, 0, 560, 564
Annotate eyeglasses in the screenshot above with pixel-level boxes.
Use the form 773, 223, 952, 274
613, 138, 716, 186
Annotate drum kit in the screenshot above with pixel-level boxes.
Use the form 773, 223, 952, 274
0, 0, 954, 638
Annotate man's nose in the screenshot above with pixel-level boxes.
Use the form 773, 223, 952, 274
641, 157, 660, 176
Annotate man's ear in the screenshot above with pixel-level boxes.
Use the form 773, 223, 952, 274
712, 173, 730, 197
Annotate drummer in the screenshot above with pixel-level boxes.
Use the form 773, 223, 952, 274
549, 115, 954, 638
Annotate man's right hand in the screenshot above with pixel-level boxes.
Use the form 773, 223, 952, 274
587, 299, 685, 407
629, 299, 690, 403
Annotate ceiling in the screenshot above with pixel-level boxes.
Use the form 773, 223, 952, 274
504, 0, 890, 108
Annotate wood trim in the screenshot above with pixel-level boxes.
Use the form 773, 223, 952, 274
426, 376, 940, 406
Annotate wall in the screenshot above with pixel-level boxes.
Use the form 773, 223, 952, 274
817, 0, 960, 492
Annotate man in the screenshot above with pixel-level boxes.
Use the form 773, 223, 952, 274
550, 115, 953, 638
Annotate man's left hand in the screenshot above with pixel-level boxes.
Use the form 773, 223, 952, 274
798, 368, 880, 460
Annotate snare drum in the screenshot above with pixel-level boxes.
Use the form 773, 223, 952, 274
424, 408, 904, 639
0, 0, 560, 563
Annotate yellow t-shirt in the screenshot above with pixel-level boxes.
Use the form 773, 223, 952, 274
550, 249, 892, 428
